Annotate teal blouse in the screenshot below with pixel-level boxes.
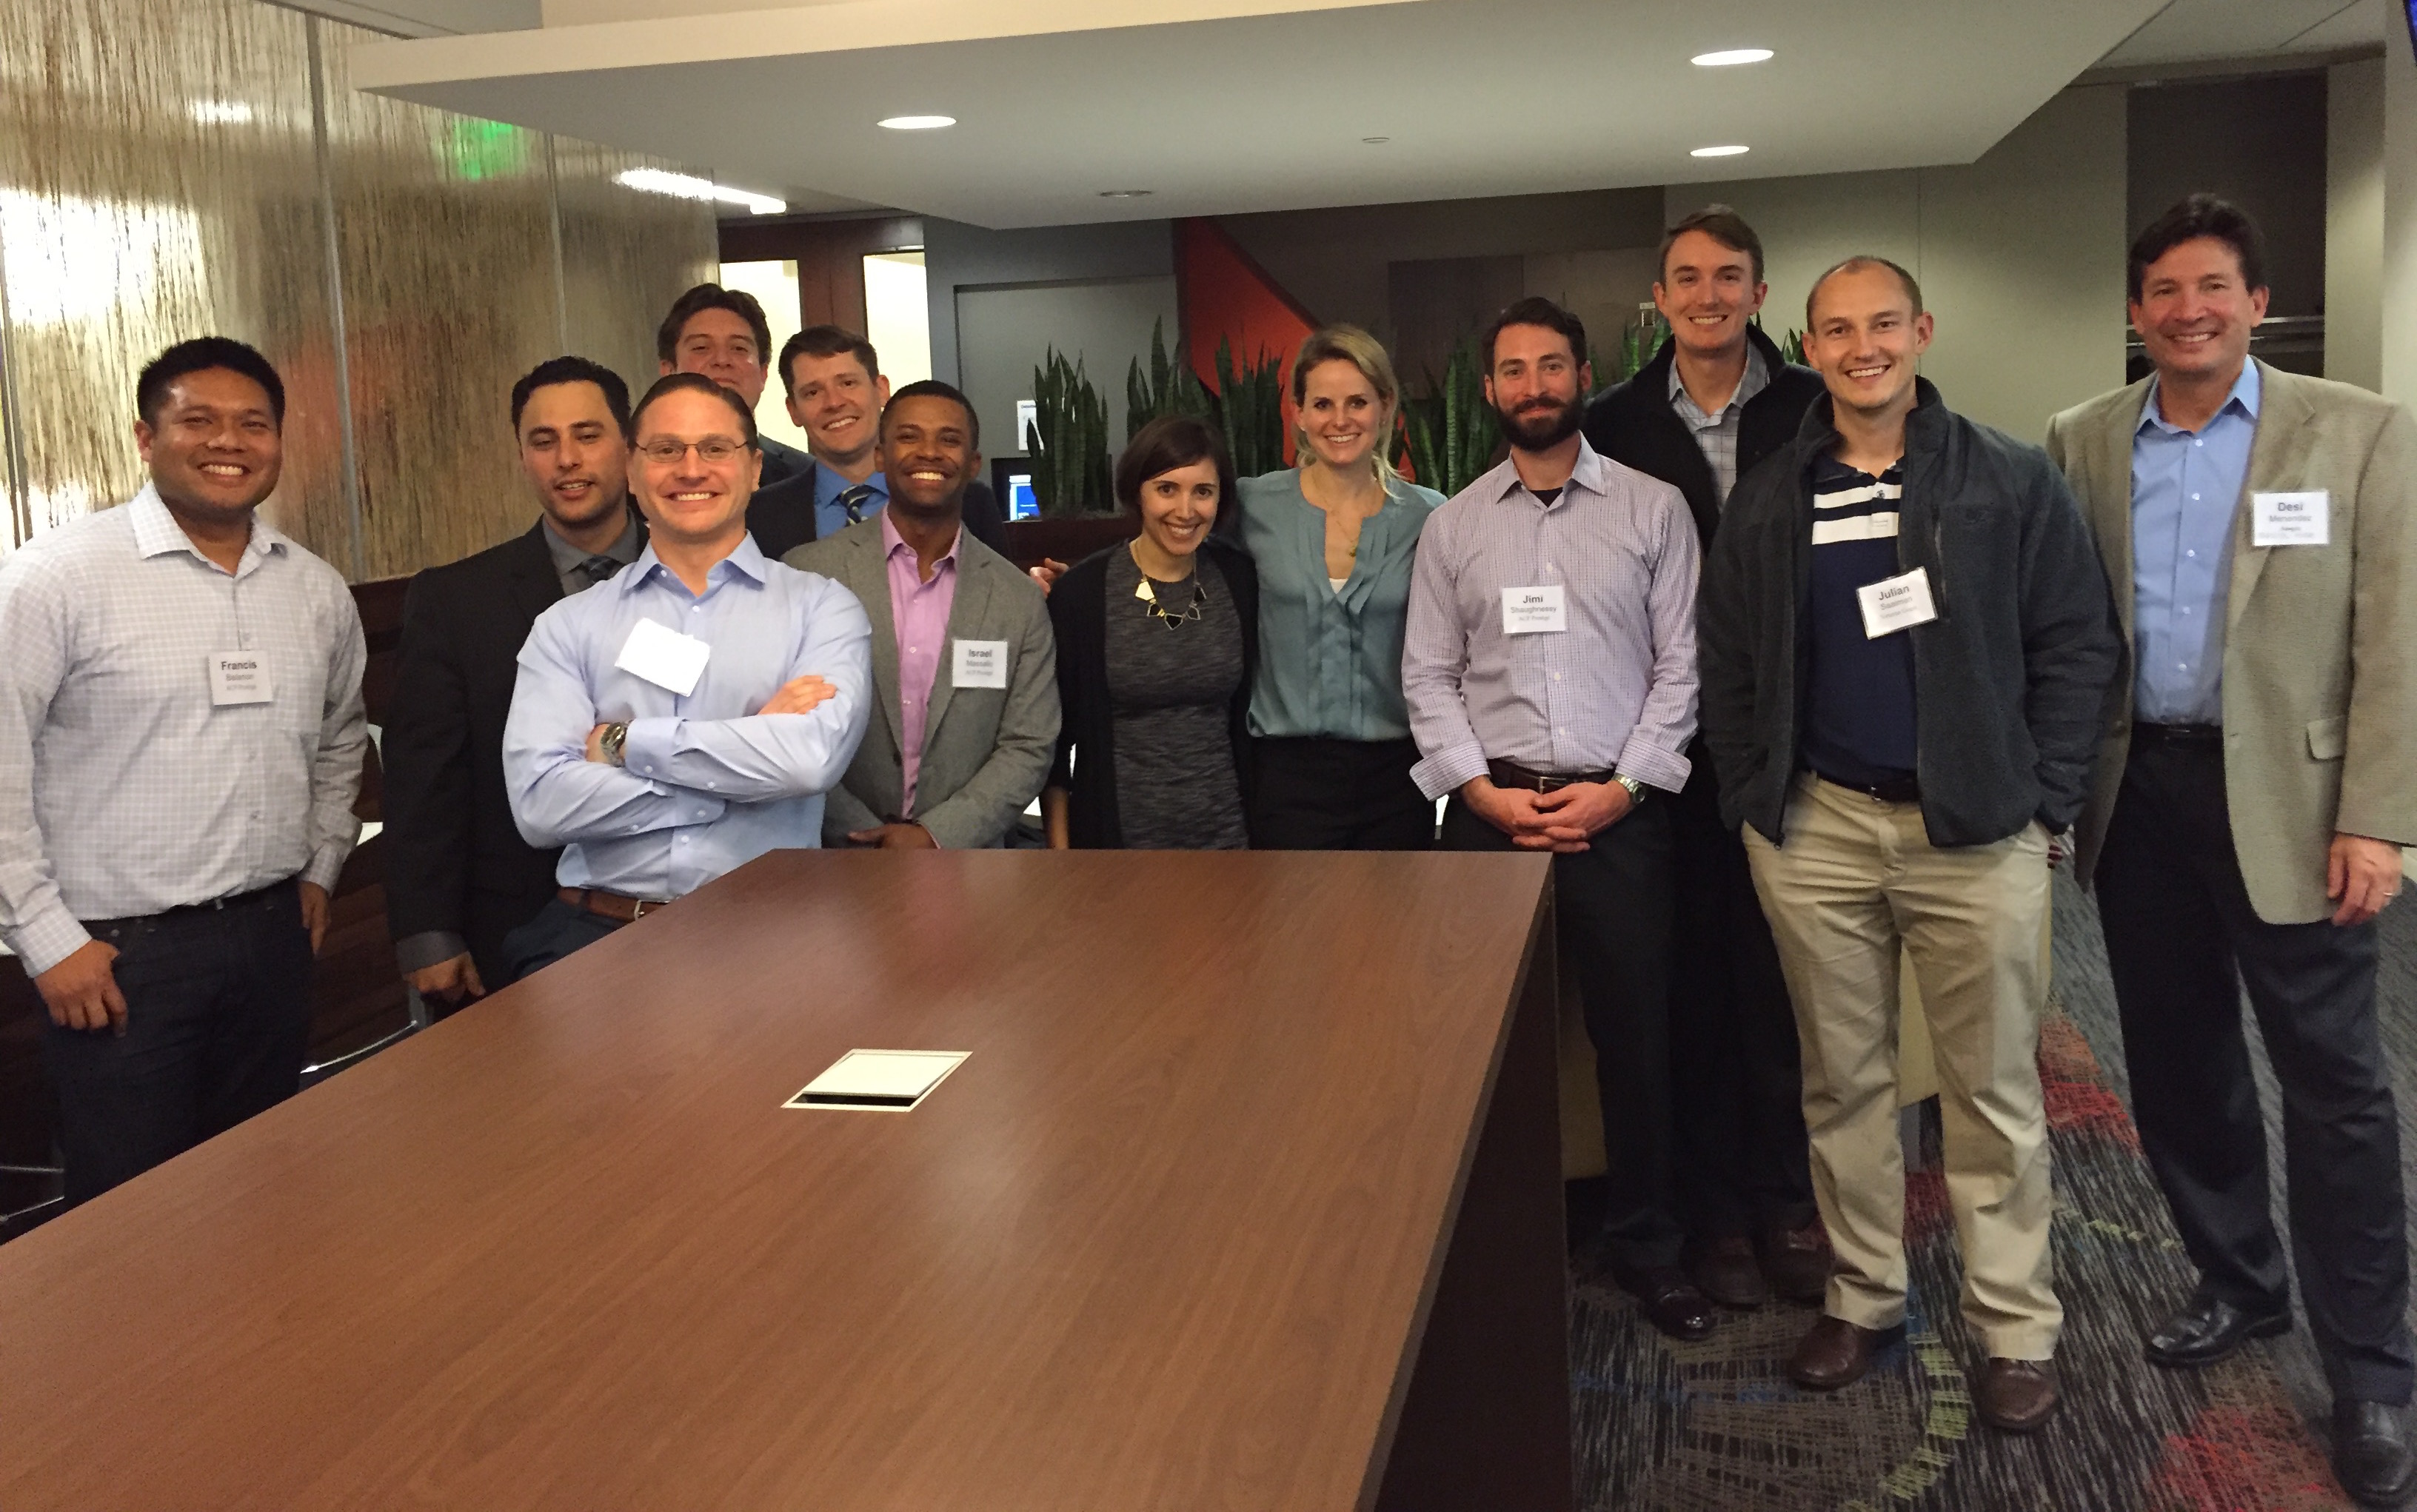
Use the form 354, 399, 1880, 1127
1235, 469, 1443, 742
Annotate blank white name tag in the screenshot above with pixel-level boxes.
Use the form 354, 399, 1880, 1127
784, 1049, 969, 1111
1856, 566, 1938, 639
2253, 490, 2329, 546
1501, 584, 1566, 635
952, 638, 1009, 689
614, 617, 711, 696
207, 651, 273, 706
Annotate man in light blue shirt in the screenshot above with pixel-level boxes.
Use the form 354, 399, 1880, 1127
501, 372, 873, 979
2130, 358, 2256, 724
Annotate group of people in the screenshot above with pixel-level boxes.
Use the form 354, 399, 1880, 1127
4, 190, 2414, 1503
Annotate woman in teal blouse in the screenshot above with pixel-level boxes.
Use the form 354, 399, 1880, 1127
1235, 325, 1444, 849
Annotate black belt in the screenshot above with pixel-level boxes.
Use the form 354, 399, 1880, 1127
1487, 759, 1615, 793
2131, 721, 2223, 746
87, 877, 295, 932
1815, 772, 1922, 803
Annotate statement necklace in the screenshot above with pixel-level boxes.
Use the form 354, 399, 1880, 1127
1133, 571, 1206, 629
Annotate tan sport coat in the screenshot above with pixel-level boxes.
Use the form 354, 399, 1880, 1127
2045, 361, 2417, 924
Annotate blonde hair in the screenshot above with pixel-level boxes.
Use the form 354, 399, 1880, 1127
1290, 324, 1400, 481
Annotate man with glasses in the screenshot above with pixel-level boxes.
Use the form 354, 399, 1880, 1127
658, 283, 809, 488
500, 374, 872, 978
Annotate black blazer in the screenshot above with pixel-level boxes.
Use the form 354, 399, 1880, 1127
747, 460, 1009, 561
384, 516, 640, 985
757, 434, 809, 492
1046, 537, 1258, 849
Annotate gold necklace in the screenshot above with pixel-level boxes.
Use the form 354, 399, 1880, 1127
1133, 570, 1205, 627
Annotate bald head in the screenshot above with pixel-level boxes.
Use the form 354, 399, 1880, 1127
1806, 255, 1924, 327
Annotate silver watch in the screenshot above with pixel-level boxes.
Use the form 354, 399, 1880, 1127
1614, 774, 1646, 804
601, 721, 629, 767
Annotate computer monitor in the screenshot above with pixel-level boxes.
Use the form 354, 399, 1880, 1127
2404, 0, 2416, 64
989, 458, 1041, 521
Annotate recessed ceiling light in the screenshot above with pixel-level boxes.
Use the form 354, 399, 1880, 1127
1691, 144, 1751, 158
1363, 136, 1391, 144
1098, 189, 1154, 198
614, 168, 786, 215
1691, 47, 1774, 67
878, 114, 956, 130
190, 100, 254, 124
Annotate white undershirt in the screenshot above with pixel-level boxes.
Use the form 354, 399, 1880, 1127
1328, 576, 1348, 595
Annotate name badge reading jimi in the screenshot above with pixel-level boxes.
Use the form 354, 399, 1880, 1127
1501, 585, 1566, 635
952, 639, 1009, 689
614, 618, 712, 696
1856, 567, 1938, 639
2252, 491, 2329, 547
207, 652, 273, 706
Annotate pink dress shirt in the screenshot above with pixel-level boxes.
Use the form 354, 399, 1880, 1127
882, 512, 960, 815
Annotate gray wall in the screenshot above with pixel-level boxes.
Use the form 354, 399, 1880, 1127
924, 218, 1174, 392
954, 277, 1180, 463
2129, 71, 2329, 318
2329, 58, 2387, 391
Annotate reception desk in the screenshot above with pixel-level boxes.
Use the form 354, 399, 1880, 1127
0, 850, 1568, 1511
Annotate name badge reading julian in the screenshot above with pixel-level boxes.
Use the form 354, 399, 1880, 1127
1856, 566, 1938, 639
613, 618, 712, 696
1501, 585, 1567, 635
952, 638, 1009, 689
2252, 490, 2329, 547
207, 652, 273, 706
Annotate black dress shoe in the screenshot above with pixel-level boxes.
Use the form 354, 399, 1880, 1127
1614, 1264, 1716, 1342
2144, 1294, 2292, 1368
1692, 1234, 1770, 1310
2335, 1400, 2417, 1508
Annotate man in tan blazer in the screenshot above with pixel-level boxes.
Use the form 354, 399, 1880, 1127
2046, 195, 2417, 1508
786, 381, 1058, 849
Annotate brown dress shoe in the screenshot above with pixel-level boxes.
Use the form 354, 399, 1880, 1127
1788, 1314, 1897, 1390
1759, 1220, 1834, 1304
1614, 1264, 1717, 1342
1974, 1358, 2059, 1433
1693, 1235, 1771, 1309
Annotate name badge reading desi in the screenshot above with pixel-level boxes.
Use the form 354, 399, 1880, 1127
2252, 490, 2329, 547
952, 638, 1009, 689
1501, 585, 1566, 635
1856, 566, 1938, 639
614, 617, 712, 696
207, 652, 273, 706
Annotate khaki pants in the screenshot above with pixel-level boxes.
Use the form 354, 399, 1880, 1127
1742, 774, 2061, 1359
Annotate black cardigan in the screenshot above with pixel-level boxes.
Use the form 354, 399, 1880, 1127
1046, 537, 1260, 849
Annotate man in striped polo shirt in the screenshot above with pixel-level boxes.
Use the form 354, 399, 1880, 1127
1697, 258, 2120, 1433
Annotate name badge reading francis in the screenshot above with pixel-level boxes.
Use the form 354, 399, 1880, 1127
952, 638, 1009, 689
207, 651, 273, 706
613, 617, 712, 696
1501, 585, 1566, 635
1856, 566, 1938, 639
2252, 490, 2329, 547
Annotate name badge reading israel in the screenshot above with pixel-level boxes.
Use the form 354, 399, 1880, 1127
1856, 566, 1938, 639
207, 652, 273, 706
1501, 585, 1566, 635
2252, 490, 2329, 547
613, 617, 712, 696
952, 639, 1009, 690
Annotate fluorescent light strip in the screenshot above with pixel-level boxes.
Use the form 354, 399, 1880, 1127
878, 115, 956, 130
614, 168, 786, 215
1691, 144, 1751, 158
1691, 48, 1774, 67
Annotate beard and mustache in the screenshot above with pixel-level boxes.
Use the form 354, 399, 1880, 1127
1494, 389, 1584, 451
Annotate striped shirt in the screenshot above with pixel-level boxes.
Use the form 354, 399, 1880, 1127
1402, 438, 1699, 798
1668, 344, 1770, 508
1802, 455, 1918, 786
0, 486, 367, 975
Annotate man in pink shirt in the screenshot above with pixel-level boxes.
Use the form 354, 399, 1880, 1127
784, 381, 1060, 848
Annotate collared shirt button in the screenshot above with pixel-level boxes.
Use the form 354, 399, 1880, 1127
2191, 493, 2201, 501
2186, 549, 2196, 558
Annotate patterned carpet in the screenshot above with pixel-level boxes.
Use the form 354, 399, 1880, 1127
1567, 874, 2407, 1511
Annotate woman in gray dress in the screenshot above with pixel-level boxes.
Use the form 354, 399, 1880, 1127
1043, 416, 1259, 849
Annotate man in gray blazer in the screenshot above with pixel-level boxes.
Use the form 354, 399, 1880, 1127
785, 380, 1058, 849
2047, 195, 2417, 1508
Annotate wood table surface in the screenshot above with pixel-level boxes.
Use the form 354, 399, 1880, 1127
0, 849, 1558, 1511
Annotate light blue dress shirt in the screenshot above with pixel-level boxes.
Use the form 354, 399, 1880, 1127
2131, 361, 2259, 724
815, 464, 887, 542
1238, 469, 1442, 742
504, 535, 873, 900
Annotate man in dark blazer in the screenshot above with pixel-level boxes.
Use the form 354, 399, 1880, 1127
1582, 206, 1833, 1314
746, 325, 1009, 561
382, 357, 644, 1011
658, 282, 809, 488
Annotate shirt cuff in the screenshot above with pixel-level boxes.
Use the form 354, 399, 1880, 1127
1411, 740, 1490, 802
395, 930, 469, 975
7, 903, 93, 980
303, 838, 353, 895
1614, 736, 1692, 795
619, 716, 681, 783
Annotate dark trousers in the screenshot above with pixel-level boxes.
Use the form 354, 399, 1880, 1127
1666, 760, 1816, 1241
1250, 737, 1435, 850
2097, 736, 2414, 1403
501, 897, 624, 983
1442, 793, 1679, 1270
41, 880, 314, 1208
462, 885, 558, 1007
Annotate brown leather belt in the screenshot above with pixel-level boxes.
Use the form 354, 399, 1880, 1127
1487, 759, 1615, 794
558, 886, 671, 923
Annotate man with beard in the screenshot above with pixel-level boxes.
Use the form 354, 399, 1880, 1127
1403, 295, 1707, 1338
784, 381, 1057, 849
0, 337, 366, 1205
384, 357, 646, 1013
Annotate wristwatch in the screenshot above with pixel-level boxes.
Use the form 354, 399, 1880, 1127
600, 721, 629, 767
1613, 773, 1647, 805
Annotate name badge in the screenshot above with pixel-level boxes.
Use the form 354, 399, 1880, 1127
1501, 585, 1566, 635
2252, 490, 2329, 547
207, 651, 273, 706
1856, 566, 1938, 639
952, 638, 1009, 690
614, 617, 711, 696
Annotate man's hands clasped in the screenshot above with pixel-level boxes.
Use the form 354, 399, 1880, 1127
1462, 775, 1634, 853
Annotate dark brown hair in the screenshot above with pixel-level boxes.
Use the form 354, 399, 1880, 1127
2128, 194, 2268, 304
1115, 415, 1237, 530
1481, 295, 1588, 374
628, 372, 759, 447
1658, 204, 1765, 287
655, 283, 772, 366
778, 324, 880, 395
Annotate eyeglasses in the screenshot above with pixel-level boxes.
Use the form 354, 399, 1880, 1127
636, 438, 749, 466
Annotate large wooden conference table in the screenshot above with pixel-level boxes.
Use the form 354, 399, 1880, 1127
0, 850, 1569, 1511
